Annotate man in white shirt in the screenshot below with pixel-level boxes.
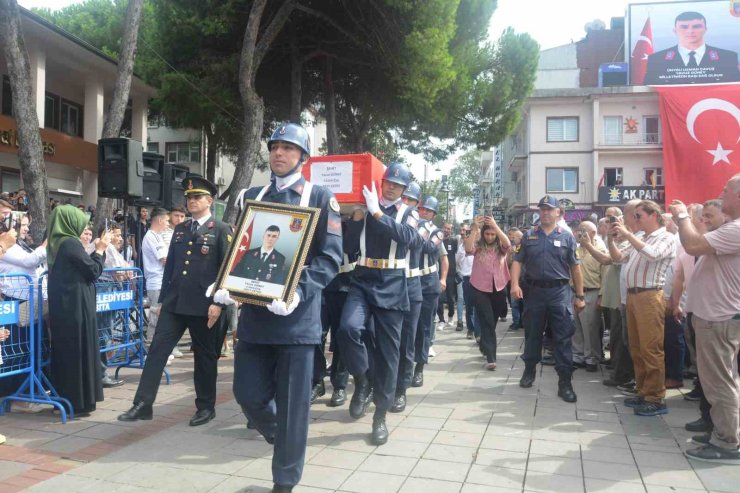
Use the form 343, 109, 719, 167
142, 208, 170, 343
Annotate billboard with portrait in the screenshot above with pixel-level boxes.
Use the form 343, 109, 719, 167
628, 0, 740, 85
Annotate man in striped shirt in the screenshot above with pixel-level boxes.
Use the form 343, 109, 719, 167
608, 200, 677, 416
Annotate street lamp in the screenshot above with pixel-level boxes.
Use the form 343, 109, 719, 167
440, 175, 450, 222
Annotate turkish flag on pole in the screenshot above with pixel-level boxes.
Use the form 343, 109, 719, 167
630, 18, 653, 85
230, 217, 254, 272
657, 84, 740, 204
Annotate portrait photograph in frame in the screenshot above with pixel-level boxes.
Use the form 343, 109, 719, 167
215, 200, 320, 306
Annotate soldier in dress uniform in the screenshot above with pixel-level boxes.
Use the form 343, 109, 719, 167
390, 182, 424, 413
214, 123, 341, 493
231, 225, 287, 283
118, 176, 231, 426
412, 196, 448, 388
511, 195, 586, 403
337, 162, 421, 445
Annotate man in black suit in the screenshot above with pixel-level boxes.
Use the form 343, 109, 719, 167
644, 11, 739, 85
231, 225, 286, 283
118, 176, 232, 427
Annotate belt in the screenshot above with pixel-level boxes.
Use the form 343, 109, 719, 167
356, 257, 407, 270
338, 262, 357, 274
525, 279, 568, 289
584, 287, 600, 292
420, 264, 438, 276
627, 286, 662, 294
406, 268, 421, 278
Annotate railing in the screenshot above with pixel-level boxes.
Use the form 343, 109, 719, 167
601, 132, 661, 146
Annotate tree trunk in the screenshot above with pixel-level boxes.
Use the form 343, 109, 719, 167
205, 127, 217, 184
93, 0, 144, 235
324, 56, 339, 154
0, 0, 49, 241
289, 26, 301, 123
224, 0, 296, 224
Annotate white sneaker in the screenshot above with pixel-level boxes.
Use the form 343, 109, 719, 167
429, 347, 436, 358
167, 354, 174, 366
0, 433, 6, 445
172, 347, 184, 358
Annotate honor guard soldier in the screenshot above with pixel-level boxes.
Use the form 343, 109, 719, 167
511, 195, 586, 403
216, 123, 341, 493
118, 176, 231, 426
391, 182, 424, 413
413, 197, 448, 388
337, 162, 420, 445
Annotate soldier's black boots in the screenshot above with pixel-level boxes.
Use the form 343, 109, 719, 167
350, 374, 371, 419
411, 363, 424, 387
372, 411, 389, 445
519, 365, 536, 388
558, 371, 577, 403
390, 391, 407, 413
329, 388, 347, 407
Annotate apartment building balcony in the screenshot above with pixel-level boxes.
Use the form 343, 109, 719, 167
598, 132, 662, 151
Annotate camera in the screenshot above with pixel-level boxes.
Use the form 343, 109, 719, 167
0, 212, 20, 234
608, 216, 618, 223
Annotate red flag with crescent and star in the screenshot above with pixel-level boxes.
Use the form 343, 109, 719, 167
657, 84, 740, 204
630, 17, 653, 85
230, 216, 254, 272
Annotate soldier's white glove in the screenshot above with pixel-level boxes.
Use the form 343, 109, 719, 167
205, 283, 236, 306
267, 292, 300, 316
363, 183, 381, 216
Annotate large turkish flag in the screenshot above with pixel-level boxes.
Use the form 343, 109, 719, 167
657, 84, 740, 204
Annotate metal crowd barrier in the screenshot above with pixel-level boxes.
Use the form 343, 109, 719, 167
0, 268, 169, 424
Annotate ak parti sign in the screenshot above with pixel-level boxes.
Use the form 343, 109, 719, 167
657, 84, 739, 204
598, 185, 666, 205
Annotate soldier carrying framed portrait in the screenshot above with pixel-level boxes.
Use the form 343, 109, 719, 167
214, 200, 320, 306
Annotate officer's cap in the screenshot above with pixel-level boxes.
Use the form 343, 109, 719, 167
183, 176, 218, 197
537, 195, 560, 209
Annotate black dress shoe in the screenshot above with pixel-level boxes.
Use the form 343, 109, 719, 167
328, 389, 347, 407
246, 420, 256, 430
101, 375, 124, 388
685, 417, 713, 433
585, 363, 598, 373
118, 402, 153, 422
349, 376, 370, 419
572, 361, 587, 369
455, 321, 464, 331
519, 366, 536, 388
189, 408, 215, 427
390, 393, 406, 413
272, 484, 293, 493
371, 413, 389, 445
310, 380, 326, 404
411, 363, 424, 388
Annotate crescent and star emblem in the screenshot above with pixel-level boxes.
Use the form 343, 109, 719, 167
685, 98, 740, 165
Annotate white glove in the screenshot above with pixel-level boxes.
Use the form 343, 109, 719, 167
363, 183, 381, 216
267, 292, 300, 316
206, 283, 236, 306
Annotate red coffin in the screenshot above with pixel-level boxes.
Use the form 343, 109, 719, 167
302, 153, 386, 203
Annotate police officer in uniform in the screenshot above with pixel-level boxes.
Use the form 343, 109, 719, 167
337, 162, 420, 445
118, 176, 231, 426
390, 182, 424, 413
219, 123, 341, 493
511, 195, 585, 403
412, 197, 448, 388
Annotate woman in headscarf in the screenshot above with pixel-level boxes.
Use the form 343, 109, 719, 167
47, 205, 111, 416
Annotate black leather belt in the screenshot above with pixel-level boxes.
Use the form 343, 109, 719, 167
627, 287, 662, 294
584, 287, 600, 292
526, 279, 569, 289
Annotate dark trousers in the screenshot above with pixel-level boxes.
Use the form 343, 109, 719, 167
415, 292, 439, 366
437, 279, 456, 321
313, 325, 329, 387
397, 300, 422, 392
521, 284, 575, 374
664, 314, 686, 381
608, 306, 635, 383
323, 291, 349, 390
338, 290, 404, 412
461, 276, 478, 335
471, 285, 506, 364
134, 310, 219, 411
233, 342, 313, 487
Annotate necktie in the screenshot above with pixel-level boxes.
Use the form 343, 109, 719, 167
191, 221, 199, 234
687, 51, 698, 68
261, 252, 268, 262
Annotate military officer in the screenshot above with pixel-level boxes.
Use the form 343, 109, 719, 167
217, 123, 341, 493
337, 161, 420, 445
412, 196, 448, 388
511, 195, 585, 403
118, 176, 231, 426
390, 182, 424, 413
231, 225, 287, 283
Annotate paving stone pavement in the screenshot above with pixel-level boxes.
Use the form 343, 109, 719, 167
1, 320, 738, 493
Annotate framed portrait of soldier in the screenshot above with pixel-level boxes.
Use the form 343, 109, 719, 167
215, 200, 320, 306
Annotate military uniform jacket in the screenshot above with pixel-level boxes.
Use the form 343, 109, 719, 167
418, 220, 446, 295
345, 201, 421, 311
406, 210, 424, 303
231, 246, 287, 283
644, 45, 740, 85
159, 217, 232, 316
513, 225, 579, 281
238, 177, 342, 345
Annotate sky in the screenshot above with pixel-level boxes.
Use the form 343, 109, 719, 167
18, 0, 683, 218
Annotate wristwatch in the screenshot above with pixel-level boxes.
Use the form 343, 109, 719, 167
575, 295, 585, 301
677, 212, 690, 221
